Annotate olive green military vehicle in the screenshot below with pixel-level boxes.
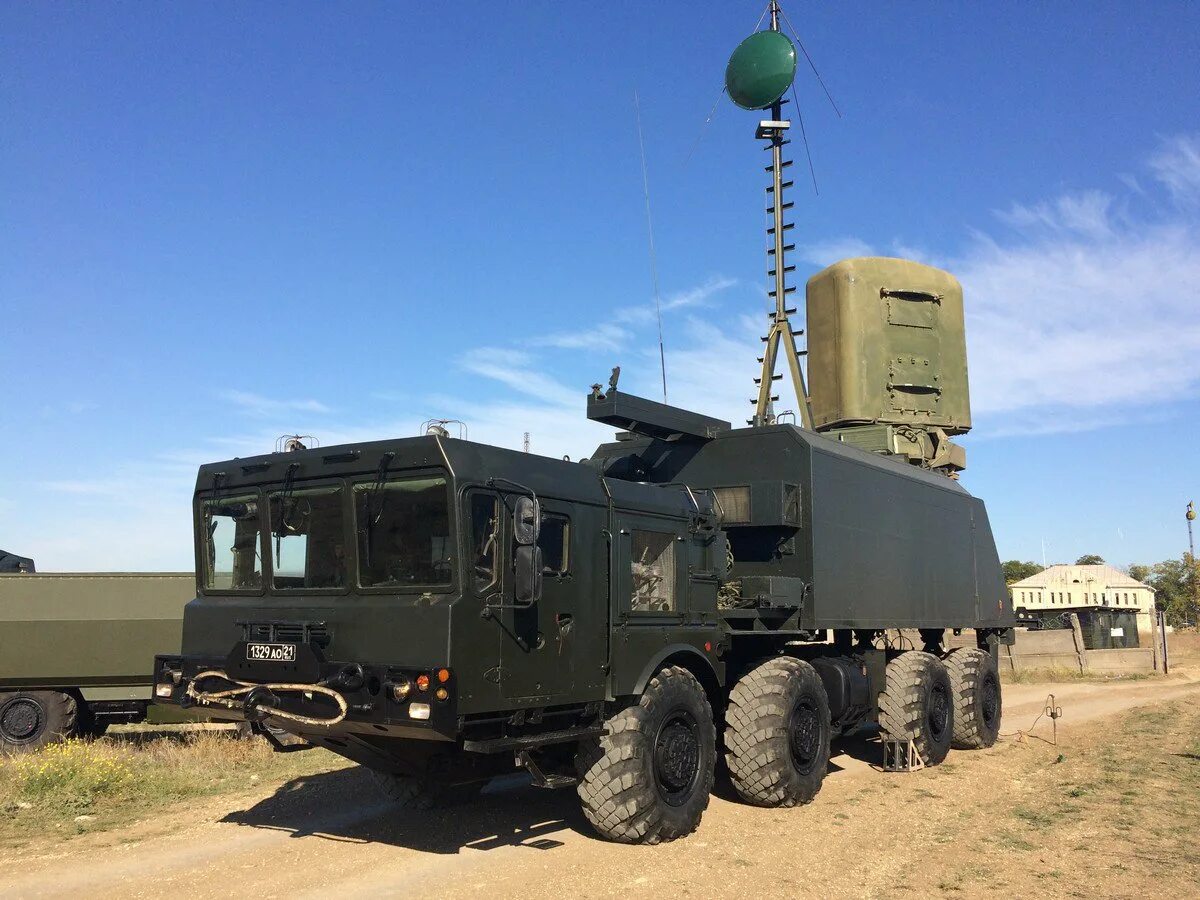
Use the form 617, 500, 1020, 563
1, 569, 198, 751
155, 254, 1013, 843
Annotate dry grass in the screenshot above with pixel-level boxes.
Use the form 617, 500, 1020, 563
1002, 667, 1152, 684
890, 697, 1200, 896
0, 729, 346, 848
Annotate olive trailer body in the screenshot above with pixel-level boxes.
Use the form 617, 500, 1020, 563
1, 572, 198, 751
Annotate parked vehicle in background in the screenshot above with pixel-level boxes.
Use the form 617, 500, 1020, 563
1, 568, 198, 751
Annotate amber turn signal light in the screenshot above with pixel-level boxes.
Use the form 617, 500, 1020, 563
436, 668, 451, 684
415, 674, 430, 691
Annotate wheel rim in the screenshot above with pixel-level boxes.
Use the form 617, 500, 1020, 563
927, 681, 950, 741
1, 697, 44, 744
653, 708, 701, 807
981, 672, 1000, 728
788, 698, 821, 772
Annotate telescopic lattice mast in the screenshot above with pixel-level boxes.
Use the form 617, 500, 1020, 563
750, 1, 813, 429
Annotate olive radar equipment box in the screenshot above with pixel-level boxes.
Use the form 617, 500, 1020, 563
807, 257, 972, 475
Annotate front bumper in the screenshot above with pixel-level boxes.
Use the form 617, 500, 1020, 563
153, 651, 459, 742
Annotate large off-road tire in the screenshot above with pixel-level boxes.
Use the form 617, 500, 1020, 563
0, 690, 79, 753
78, 707, 109, 740
575, 666, 716, 844
724, 656, 831, 807
369, 769, 485, 809
877, 651, 953, 766
945, 648, 1002, 749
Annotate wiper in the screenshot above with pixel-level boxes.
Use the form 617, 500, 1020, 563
275, 464, 299, 568
364, 452, 395, 569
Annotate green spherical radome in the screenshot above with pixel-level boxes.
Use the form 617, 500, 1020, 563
724, 30, 797, 110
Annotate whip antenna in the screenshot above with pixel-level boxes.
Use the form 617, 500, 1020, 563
634, 88, 668, 403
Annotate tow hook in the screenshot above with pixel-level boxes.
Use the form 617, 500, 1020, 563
325, 663, 365, 692
243, 685, 281, 722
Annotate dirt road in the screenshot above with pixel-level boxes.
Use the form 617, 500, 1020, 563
2, 675, 1198, 900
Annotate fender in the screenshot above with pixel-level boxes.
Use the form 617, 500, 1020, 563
629, 643, 721, 697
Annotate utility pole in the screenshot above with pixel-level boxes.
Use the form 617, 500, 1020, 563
1188, 501, 1198, 624
523, 432, 531, 454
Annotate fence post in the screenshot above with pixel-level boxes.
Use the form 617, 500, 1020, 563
1068, 613, 1088, 674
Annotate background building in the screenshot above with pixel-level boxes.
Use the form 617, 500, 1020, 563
1010, 564, 1156, 641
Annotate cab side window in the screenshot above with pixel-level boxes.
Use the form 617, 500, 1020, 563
631, 529, 676, 612
538, 513, 570, 575
470, 493, 500, 592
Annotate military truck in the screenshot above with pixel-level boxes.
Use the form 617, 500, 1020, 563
154, 253, 1013, 843
1, 570, 196, 751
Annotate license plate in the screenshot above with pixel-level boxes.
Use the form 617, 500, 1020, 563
245, 642, 297, 663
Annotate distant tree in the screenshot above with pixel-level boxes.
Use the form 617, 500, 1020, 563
1075, 554, 1105, 565
1145, 555, 1200, 628
1128, 564, 1152, 584
1002, 560, 1043, 585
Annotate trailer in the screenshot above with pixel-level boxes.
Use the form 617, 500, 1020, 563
1, 572, 197, 751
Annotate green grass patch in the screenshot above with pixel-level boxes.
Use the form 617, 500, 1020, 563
0, 729, 347, 848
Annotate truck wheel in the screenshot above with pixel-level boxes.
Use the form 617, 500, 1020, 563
877, 651, 953, 766
945, 648, 1001, 749
575, 665, 715, 844
724, 656, 831, 807
0, 690, 78, 752
369, 770, 445, 809
78, 709, 109, 740
368, 769, 484, 809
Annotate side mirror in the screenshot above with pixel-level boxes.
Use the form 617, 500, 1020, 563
514, 496, 541, 545
515, 545, 543, 605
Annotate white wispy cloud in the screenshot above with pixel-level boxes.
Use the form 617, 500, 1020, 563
1148, 134, 1200, 206
532, 323, 631, 352
797, 237, 874, 267
224, 390, 332, 417
458, 347, 580, 407
957, 138, 1200, 433
614, 275, 737, 324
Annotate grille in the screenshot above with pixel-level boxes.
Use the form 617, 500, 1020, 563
241, 621, 331, 649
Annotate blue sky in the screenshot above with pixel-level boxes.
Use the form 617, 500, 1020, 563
3, 2, 1198, 572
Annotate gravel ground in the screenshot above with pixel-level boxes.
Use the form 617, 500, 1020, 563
1, 675, 1197, 900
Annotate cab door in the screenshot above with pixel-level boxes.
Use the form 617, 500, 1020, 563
498, 500, 577, 701
608, 511, 689, 683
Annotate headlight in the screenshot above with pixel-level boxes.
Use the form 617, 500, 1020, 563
408, 703, 431, 720
155, 683, 175, 698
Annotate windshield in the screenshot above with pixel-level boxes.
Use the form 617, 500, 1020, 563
202, 496, 263, 590
355, 476, 452, 588
268, 486, 347, 590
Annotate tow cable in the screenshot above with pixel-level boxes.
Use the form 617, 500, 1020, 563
185, 670, 348, 728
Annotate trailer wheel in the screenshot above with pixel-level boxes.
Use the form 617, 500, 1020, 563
575, 665, 715, 844
724, 656, 831, 807
945, 648, 1001, 749
877, 651, 953, 766
0, 690, 79, 752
